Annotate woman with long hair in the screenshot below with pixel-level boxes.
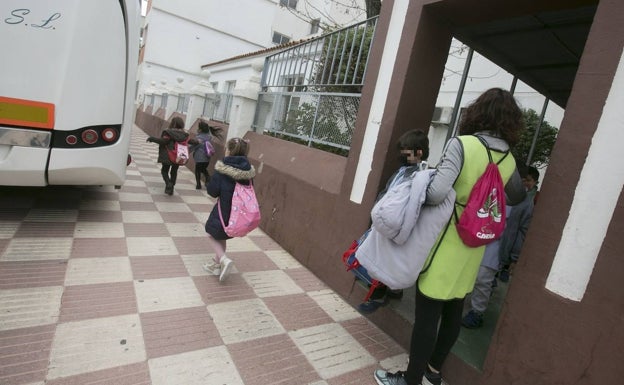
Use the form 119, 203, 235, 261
374, 88, 527, 385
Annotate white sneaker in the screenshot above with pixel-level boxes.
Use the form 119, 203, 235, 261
219, 256, 233, 282
202, 260, 221, 276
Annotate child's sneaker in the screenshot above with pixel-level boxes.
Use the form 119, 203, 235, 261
202, 260, 221, 276
219, 256, 233, 282
357, 297, 388, 314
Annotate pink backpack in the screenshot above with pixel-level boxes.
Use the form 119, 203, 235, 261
455, 137, 509, 247
218, 180, 261, 237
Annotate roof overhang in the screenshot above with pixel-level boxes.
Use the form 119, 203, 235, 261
427, 1, 598, 108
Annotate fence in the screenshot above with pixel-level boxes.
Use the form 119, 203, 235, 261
254, 91, 359, 153
253, 16, 378, 154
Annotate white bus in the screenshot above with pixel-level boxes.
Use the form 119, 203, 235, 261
0, 0, 140, 187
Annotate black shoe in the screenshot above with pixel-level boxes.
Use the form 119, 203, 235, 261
387, 289, 403, 300
461, 310, 484, 329
195, 184, 202, 190
424, 366, 442, 385
165, 183, 174, 195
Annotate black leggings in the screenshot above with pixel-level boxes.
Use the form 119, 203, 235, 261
161, 164, 179, 185
404, 288, 464, 385
195, 162, 210, 186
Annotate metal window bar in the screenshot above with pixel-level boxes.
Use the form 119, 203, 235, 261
202, 94, 217, 119
212, 92, 233, 123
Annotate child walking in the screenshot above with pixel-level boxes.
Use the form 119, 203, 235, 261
146, 117, 196, 195
190, 121, 223, 190
202, 137, 256, 282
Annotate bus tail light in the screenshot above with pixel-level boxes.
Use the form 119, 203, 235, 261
81, 129, 98, 144
102, 127, 118, 142
65, 135, 78, 145
52, 124, 122, 148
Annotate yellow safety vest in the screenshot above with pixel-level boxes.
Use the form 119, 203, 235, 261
418, 135, 517, 300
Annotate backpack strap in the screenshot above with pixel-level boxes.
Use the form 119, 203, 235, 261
475, 135, 510, 165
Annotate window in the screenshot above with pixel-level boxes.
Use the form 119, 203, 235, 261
280, 0, 298, 9
272, 32, 290, 45
310, 18, 321, 35
224, 81, 236, 94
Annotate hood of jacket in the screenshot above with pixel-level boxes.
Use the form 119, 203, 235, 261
215, 156, 256, 181
164, 129, 189, 142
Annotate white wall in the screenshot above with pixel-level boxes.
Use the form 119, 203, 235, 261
154, 0, 277, 47
138, 0, 368, 105
273, 0, 368, 37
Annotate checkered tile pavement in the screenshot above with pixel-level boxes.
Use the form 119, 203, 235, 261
0, 126, 408, 385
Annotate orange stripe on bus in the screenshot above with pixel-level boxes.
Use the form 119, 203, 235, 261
0, 96, 55, 130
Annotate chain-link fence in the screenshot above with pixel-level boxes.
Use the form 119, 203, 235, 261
253, 91, 360, 154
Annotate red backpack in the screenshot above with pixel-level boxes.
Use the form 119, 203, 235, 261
455, 136, 509, 247
218, 180, 261, 237
167, 138, 189, 165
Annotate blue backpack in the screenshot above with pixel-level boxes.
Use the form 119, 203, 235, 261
342, 229, 381, 300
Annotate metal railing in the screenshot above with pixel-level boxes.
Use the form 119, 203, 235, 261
176, 94, 189, 113
254, 16, 378, 154
143, 92, 232, 123
261, 16, 377, 92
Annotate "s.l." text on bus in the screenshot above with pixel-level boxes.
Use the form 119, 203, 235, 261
0, 0, 140, 187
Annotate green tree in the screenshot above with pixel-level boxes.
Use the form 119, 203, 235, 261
511, 108, 559, 167
365, 0, 382, 18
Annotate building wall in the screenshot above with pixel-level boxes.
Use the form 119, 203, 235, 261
137, 0, 368, 106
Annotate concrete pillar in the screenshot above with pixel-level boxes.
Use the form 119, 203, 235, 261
225, 59, 264, 140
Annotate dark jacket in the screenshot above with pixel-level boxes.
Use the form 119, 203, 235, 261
148, 129, 194, 165
205, 156, 256, 240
